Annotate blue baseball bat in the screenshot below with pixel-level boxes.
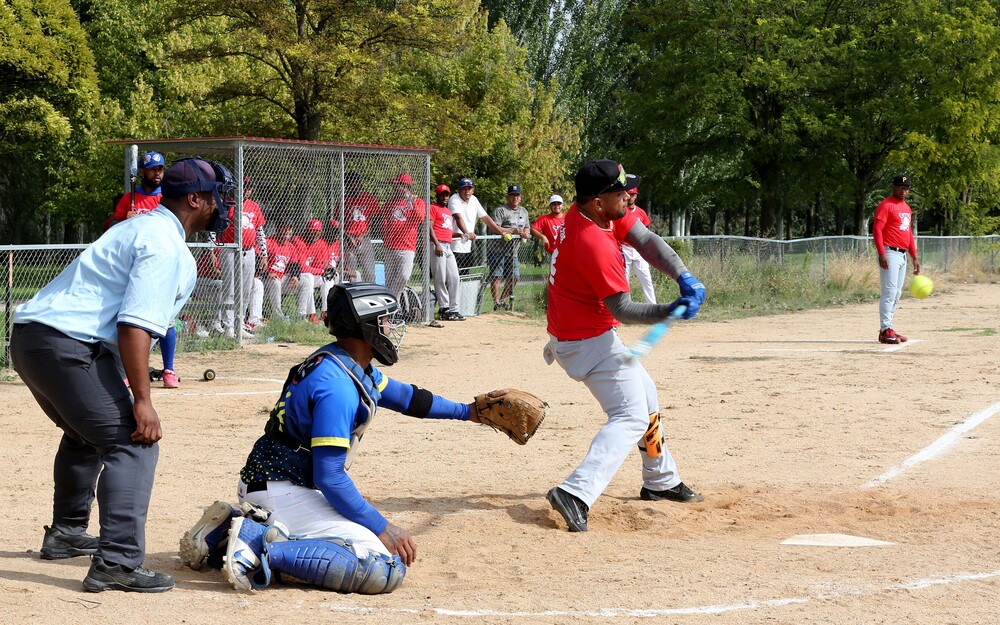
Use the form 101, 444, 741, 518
629, 305, 686, 358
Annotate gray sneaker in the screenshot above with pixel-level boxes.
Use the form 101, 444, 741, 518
40, 525, 98, 560
83, 556, 175, 593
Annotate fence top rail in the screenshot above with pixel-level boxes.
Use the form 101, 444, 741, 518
664, 234, 1000, 243
106, 136, 437, 156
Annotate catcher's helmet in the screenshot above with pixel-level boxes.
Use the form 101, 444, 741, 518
326, 282, 405, 366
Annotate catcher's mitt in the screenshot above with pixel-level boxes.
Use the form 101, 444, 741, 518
471, 389, 546, 445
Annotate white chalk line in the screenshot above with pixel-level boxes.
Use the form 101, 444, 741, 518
152, 377, 284, 397
862, 400, 1000, 489
760, 339, 921, 353
323, 569, 1000, 618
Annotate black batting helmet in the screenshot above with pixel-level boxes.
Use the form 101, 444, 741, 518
326, 282, 405, 366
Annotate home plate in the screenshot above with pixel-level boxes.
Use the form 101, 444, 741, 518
781, 533, 893, 547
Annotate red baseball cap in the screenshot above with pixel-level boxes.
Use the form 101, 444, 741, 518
393, 173, 413, 186
308, 219, 323, 231
435, 184, 451, 195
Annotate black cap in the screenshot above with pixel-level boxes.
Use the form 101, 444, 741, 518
161, 159, 218, 197
575, 159, 639, 197
892, 174, 911, 187
507, 184, 521, 195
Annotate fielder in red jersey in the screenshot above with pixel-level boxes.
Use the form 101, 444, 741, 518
544, 160, 706, 534
873, 174, 921, 344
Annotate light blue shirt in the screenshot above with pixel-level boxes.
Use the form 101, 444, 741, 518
14, 206, 196, 350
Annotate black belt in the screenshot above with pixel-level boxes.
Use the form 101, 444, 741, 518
246, 481, 268, 493
886, 246, 907, 253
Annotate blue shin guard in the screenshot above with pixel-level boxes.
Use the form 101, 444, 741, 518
264, 538, 406, 594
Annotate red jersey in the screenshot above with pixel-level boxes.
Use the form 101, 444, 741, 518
546, 205, 630, 341
266, 237, 298, 279
344, 192, 380, 237
383, 194, 426, 251
221, 199, 266, 249
323, 239, 342, 268
873, 196, 916, 255
429, 203, 454, 244
532, 212, 565, 254
297, 238, 330, 275
112, 189, 162, 220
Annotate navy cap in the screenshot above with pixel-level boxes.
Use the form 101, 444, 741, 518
139, 151, 165, 169
458, 177, 474, 188
575, 160, 638, 197
161, 159, 218, 197
892, 174, 911, 187
507, 184, 521, 195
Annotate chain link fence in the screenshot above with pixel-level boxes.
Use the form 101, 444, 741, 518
4, 220, 999, 366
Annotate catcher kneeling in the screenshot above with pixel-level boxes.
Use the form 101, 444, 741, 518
179, 282, 545, 593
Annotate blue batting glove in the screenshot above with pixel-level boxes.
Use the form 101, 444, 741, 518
674, 272, 705, 319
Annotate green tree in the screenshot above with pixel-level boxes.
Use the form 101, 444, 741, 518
0, 0, 100, 243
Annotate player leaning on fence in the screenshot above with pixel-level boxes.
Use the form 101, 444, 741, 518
10, 157, 237, 592
544, 159, 707, 533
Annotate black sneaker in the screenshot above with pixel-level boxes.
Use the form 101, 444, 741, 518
83, 556, 175, 593
40, 525, 98, 560
640, 482, 704, 503
547, 487, 589, 532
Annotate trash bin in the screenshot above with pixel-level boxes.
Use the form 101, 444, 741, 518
458, 267, 486, 317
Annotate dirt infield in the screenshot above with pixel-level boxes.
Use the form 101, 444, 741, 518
2, 282, 999, 624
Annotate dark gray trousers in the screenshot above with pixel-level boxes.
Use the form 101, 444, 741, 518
11, 323, 158, 569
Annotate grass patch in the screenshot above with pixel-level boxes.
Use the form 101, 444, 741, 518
941, 327, 997, 336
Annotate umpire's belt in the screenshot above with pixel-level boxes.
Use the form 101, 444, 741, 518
886, 246, 907, 253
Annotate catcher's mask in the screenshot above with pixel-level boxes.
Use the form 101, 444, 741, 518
161, 157, 236, 238
326, 282, 406, 366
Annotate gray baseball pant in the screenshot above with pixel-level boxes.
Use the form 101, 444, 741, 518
10, 322, 158, 570
543, 328, 682, 508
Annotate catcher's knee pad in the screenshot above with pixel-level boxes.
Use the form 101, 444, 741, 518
265, 538, 406, 594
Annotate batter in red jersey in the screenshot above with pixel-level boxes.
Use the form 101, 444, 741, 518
531, 194, 565, 255
873, 174, 921, 344
544, 159, 706, 533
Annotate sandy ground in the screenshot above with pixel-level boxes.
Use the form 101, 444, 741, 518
2, 282, 999, 625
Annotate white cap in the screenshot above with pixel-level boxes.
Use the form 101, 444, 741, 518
548, 194, 564, 204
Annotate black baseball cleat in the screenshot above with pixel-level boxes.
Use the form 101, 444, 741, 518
83, 556, 175, 593
640, 482, 704, 503
547, 487, 589, 532
40, 525, 98, 560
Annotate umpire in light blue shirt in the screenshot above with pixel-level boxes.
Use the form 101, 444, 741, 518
11, 157, 236, 593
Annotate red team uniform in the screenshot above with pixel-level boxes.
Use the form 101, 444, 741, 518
872, 196, 916, 256
221, 198, 266, 250
112, 189, 162, 220
345, 192, 381, 237
383, 195, 426, 252
430, 202, 454, 244
547, 205, 630, 340
266, 236, 298, 279
532, 212, 566, 254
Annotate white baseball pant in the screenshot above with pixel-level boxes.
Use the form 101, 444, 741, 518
542, 328, 682, 508
218, 248, 256, 332
247, 277, 264, 326
879, 249, 908, 331
237, 479, 388, 560
265, 275, 314, 319
622, 245, 657, 303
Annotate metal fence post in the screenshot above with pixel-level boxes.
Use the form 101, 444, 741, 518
3, 250, 11, 366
